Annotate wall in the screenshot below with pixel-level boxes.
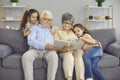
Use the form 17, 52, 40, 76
0, 0, 120, 42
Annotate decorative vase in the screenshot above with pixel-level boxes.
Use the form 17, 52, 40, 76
89, 15, 93, 20
12, 3, 17, 7
98, 2, 102, 7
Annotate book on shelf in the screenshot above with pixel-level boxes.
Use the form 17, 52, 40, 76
54, 39, 84, 50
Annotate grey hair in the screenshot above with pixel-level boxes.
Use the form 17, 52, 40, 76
62, 12, 74, 24
40, 10, 53, 19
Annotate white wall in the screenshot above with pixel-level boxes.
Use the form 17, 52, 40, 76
0, 0, 120, 42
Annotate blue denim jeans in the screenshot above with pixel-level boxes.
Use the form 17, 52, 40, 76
83, 46, 104, 80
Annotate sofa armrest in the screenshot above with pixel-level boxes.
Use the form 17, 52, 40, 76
105, 42, 120, 57
0, 44, 13, 58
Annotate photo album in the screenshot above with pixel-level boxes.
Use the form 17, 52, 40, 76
54, 39, 84, 50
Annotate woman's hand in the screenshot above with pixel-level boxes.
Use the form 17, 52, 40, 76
50, 23, 56, 35
51, 28, 56, 35
58, 45, 73, 53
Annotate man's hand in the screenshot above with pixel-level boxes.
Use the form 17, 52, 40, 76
45, 44, 59, 50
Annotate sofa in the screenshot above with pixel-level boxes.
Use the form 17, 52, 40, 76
0, 28, 120, 80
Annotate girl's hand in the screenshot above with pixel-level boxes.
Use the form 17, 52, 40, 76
80, 37, 86, 41
81, 45, 87, 52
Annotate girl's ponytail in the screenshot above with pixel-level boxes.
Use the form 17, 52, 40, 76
20, 10, 29, 30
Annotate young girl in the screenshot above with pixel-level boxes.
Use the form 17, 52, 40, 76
20, 9, 40, 36
73, 23, 105, 80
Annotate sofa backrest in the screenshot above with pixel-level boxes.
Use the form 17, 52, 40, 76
90, 28, 116, 50
0, 28, 116, 52
0, 29, 29, 53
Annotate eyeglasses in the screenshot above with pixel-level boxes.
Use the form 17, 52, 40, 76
63, 22, 73, 26
42, 18, 53, 22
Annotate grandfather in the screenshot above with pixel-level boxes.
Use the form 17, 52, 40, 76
22, 10, 58, 80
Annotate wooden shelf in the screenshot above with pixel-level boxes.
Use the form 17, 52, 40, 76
85, 19, 112, 22
0, 5, 29, 29
86, 5, 113, 9
85, 5, 114, 28
2, 5, 27, 8
1, 19, 22, 21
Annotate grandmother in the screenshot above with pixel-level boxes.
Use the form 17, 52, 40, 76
54, 13, 85, 80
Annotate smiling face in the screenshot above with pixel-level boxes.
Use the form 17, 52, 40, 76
29, 12, 38, 25
40, 10, 53, 28
73, 26, 84, 38
62, 20, 73, 31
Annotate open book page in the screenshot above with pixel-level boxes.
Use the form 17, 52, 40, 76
54, 40, 69, 49
69, 41, 84, 50
54, 39, 84, 50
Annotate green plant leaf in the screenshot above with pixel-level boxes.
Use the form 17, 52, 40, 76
10, 0, 19, 3
95, 0, 105, 2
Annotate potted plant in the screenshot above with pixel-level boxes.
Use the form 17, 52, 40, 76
95, 0, 105, 7
10, 0, 19, 6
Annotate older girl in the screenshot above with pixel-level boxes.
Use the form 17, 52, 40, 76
20, 9, 40, 36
